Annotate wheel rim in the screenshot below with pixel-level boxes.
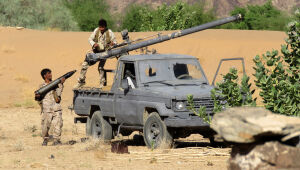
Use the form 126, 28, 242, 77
92, 117, 102, 138
147, 121, 162, 147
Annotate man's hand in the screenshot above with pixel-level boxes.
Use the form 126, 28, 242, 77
93, 43, 99, 49
110, 42, 115, 47
60, 77, 65, 84
34, 93, 42, 101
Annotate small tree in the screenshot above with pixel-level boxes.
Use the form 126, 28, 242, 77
188, 68, 256, 123
223, 1, 290, 31
253, 9, 300, 116
211, 68, 256, 113
64, 0, 114, 31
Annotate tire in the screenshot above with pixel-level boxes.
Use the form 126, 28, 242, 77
90, 111, 112, 141
86, 116, 92, 136
143, 112, 173, 149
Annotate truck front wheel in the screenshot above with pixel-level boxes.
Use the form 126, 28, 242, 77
143, 112, 173, 149
90, 111, 112, 141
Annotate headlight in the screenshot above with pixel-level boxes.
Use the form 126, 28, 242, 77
175, 102, 185, 110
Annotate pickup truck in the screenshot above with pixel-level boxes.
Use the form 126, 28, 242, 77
73, 53, 220, 148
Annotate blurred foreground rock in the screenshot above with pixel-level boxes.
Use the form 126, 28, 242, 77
210, 107, 300, 143
210, 107, 300, 170
229, 141, 300, 170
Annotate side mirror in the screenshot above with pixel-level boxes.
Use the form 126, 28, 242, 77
121, 79, 129, 90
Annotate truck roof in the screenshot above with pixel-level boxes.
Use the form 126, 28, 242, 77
119, 54, 197, 62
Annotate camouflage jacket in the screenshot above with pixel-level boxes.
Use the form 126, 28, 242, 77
38, 83, 64, 113
88, 28, 117, 51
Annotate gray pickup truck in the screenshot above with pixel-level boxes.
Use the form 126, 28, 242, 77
73, 54, 218, 148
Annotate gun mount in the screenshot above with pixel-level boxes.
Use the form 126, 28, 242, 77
35, 70, 76, 101
85, 14, 242, 65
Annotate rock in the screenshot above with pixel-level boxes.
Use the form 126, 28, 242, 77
111, 141, 129, 154
229, 141, 300, 170
16, 27, 24, 30
210, 107, 300, 143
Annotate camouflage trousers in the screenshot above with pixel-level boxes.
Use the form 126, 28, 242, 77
41, 110, 63, 140
78, 59, 107, 88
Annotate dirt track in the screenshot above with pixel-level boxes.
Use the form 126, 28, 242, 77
0, 108, 230, 169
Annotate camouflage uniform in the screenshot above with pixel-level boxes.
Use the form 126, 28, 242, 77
38, 83, 64, 141
77, 28, 117, 88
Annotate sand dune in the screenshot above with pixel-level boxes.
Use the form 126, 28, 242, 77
0, 27, 286, 108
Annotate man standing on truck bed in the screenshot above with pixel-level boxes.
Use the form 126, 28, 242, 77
74, 18, 117, 89
35, 68, 65, 146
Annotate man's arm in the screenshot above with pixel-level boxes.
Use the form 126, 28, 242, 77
88, 28, 98, 47
109, 29, 117, 45
54, 78, 65, 103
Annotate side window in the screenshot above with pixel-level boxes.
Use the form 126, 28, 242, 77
122, 62, 137, 88
122, 63, 136, 80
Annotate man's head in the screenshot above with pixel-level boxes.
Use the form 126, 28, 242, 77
98, 19, 107, 34
41, 68, 52, 81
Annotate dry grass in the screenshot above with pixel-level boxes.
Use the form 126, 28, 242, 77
14, 74, 29, 83
71, 124, 79, 135
12, 87, 39, 108
0, 108, 230, 169
13, 140, 25, 151
24, 124, 37, 133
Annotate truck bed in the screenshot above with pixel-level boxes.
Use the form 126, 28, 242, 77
73, 86, 114, 116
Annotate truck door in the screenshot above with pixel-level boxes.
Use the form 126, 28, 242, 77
114, 62, 140, 125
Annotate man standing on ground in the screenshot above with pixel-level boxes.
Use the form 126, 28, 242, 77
75, 18, 117, 88
35, 68, 65, 146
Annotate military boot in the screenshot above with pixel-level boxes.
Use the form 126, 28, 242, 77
52, 139, 62, 146
42, 139, 48, 146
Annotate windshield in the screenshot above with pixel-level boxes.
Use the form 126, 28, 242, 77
138, 58, 207, 84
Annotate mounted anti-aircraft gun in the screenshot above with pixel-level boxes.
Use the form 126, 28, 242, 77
85, 14, 242, 65
72, 14, 244, 149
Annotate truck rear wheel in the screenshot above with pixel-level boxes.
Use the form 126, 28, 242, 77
143, 112, 173, 149
90, 111, 112, 141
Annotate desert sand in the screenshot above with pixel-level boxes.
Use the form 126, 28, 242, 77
0, 27, 286, 169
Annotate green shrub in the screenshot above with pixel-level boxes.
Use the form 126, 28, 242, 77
64, 0, 114, 31
0, 0, 79, 31
121, 2, 215, 32
222, 1, 291, 31
187, 68, 256, 123
253, 9, 300, 115
211, 68, 256, 113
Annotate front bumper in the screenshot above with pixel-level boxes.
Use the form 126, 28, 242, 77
164, 116, 209, 128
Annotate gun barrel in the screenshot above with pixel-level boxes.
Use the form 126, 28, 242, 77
35, 70, 76, 96
86, 14, 242, 64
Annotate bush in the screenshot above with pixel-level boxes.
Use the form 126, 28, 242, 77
253, 9, 300, 115
211, 68, 256, 113
64, 0, 114, 31
222, 1, 291, 31
0, 0, 79, 31
121, 2, 215, 32
187, 68, 256, 124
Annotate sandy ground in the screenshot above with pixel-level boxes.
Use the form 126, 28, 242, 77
0, 27, 287, 169
0, 108, 230, 169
